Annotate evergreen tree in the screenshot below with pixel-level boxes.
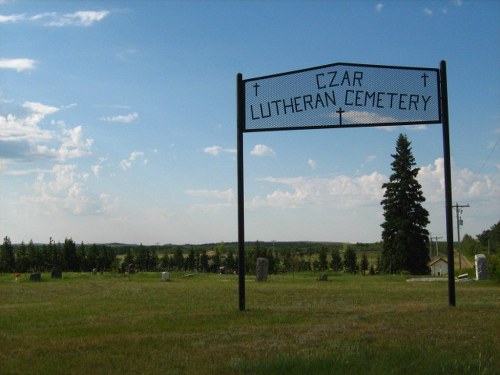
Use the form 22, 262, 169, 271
27, 240, 40, 272
63, 238, 78, 271
343, 246, 358, 274
122, 248, 135, 272
160, 252, 171, 271
173, 248, 184, 271
199, 250, 209, 272
330, 247, 343, 272
360, 253, 369, 275
477, 220, 500, 254
148, 248, 159, 271
16, 241, 30, 273
212, 249, 221, 272
318, 246, 328, 271
0, 236, 16, 272
76, 242, 86, 272
224, 250, 236, 272
186, 249, 196, 271
87, 244, 100, 271
380, 134, 430, 275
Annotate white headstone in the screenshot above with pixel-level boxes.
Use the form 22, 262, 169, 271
161, 271, 170, 281
475, 254, 487, 280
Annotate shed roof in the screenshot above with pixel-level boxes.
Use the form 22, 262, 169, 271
429, 257, 448, 266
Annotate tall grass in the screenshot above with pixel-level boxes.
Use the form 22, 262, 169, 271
0, 272, 498, 375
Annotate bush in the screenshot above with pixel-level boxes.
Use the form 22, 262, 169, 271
487, 254, 500, 282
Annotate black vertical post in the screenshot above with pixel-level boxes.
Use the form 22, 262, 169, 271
237, 73, 246, 311
440, 60, 456, 307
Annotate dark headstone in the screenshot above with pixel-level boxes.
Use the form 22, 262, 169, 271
51, 270, 62, 279
255, 258, 269, 282
317, 273, 328, 281
29, 273, 41, 281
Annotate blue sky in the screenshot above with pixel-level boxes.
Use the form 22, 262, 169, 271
1, 0, 498, 245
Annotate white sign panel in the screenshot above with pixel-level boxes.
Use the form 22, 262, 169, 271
243, 63, 441, 132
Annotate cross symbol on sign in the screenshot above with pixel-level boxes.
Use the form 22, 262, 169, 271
253, 82, 260, 96
421, 73, 428, 87
336, 107, 345, 125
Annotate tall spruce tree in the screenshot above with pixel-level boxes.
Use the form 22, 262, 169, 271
381, 134, 430, 274
0, 236, 16, 272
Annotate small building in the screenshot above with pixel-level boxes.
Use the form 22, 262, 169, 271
429, 257, 448, 276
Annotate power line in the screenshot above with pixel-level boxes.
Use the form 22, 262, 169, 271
478, 133, 500, 175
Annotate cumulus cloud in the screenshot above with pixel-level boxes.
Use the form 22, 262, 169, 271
119, 151, 147, 171
100, 112, 138, 123
0, 58, 36, 72
250, 144, 275, 157
375, 3, 384, 12
25, 164, 118, 215
203, 145, 236, 156
251, 172, 386, 210
0, 101, 93, 163
45, 10, 110, 27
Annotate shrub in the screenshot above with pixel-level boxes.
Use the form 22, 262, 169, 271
487, 254, 500, 282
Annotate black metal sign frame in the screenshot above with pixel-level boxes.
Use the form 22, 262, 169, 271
237, 61, 455, 311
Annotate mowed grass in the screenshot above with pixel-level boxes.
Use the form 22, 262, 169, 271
0, 272, 498, 375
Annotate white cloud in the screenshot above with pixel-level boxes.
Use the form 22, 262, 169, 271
204, 145, 222, 156
204, 145, 236, 156
100, 112, 138, 123
415, 158, 500, 205
24, 164, 117, 215
452, 0, 463, 6
0, 58, 36, 72
130, 151, 144, 161
375, 3, 384, 12
186, 188, 233, 202
1, 11, 110, 27
0, 14, 26, 23
119, 151, 147, 171
308, 159, 317, 169
424, 8, 433, 16
366, 155, 377, 162
119, 159, 132, 171
185, 188, 234, 212
0, 101, 93, 163
342, 110, 399, 125
91, 164, 102, 177
0, 101, 59, 144
250, 144, 275, 157
46, 10, 110, 27
252, 172, 386, 210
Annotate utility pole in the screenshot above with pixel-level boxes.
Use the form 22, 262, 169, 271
433, 236, 442, 257
452, 203, 470, 270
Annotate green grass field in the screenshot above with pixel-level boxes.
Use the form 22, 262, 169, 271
1, 272, 498, 375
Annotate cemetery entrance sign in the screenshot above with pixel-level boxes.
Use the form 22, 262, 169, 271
237, 61, 454, 310
244, 63, 440, 131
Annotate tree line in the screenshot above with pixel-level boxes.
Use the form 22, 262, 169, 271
0, 236, 383, 275
0, 237, 117, 273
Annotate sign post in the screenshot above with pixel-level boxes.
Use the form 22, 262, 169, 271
237, 61, 453, 310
